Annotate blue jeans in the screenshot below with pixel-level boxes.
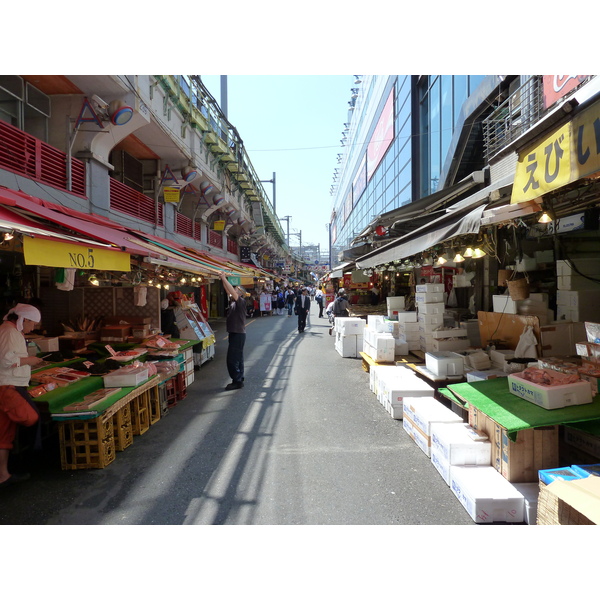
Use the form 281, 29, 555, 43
227, 332, 246, 383
287, 302, 294, 316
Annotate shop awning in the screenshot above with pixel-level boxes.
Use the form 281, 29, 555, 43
0, 187, 159, 259
0, 204, 131, 271
329, 261, 355, 279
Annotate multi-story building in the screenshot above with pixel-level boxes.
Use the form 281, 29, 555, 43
329, 75, 600, 314
0, 75, 302, 319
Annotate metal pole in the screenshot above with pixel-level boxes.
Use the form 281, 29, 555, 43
220, 76, 228, 118
272, 171, 276, 214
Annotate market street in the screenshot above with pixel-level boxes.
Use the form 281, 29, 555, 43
0, 302, 475, 525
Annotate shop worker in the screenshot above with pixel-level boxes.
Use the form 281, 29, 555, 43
220, 271, 247, 391
0, 304, 44, 489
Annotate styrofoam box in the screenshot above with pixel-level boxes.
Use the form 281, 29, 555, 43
364, 342, 395, 363
400, 321, 420, 332
431, 422, 491, 466
370, 365, 400, 394
431, 446, 452, 484
399, 332, 420, 343
386, 296, 405, 309
557, 289, 600, 309
492, 295, 523, 315
395, 340, 409, 355
417, 302, 445, 315
466, 370, 508, 382
33, 337, 59, 352
450, 465, 525, 524
426, 351, 465, 376
403, 414, 433, 456
382, 376, 435, 407
431, 328, 468, 339
418, 313, 444, 327
558, 274, 600, 291
557, 258, 600, 277
396, 311, 418, 323
103, 366, 149, 388
335, 333, 361, 358
432, 338, 470, 352
416, 283, 444, 293
415, 292, 444, 304
335, 317, 365, 336
507, 372, 593, 409
512, 482, 539, 525
403, 396, 462, 435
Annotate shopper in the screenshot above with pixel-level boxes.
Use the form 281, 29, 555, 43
295, 288, 311, 333
219, 272, 247, 391
329, 289, 350, 336
285, 287, 296, 317
0, 304, 44, 488
160, 298, 180, 338
315, 287, 324, 318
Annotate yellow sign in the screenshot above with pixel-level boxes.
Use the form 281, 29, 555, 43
512, 99, 600, 203
23, 237, 131, 271
163, 187, 180, 203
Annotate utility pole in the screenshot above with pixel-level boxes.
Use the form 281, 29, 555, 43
280, 215, 292, 247
260, 172, 276, 214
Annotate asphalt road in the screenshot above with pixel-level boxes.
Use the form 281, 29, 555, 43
0, 301, 476, 526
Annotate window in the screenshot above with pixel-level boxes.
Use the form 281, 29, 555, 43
0, 76, 50, 141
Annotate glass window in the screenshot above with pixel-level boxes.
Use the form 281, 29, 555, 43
429, 77, 440, 193
441, 76, 453, 166
453, 75, 468, 126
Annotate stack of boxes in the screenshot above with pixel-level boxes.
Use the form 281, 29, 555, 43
370, 365, 434, 419
397, 312, 420, 353
416, 283, 445, 352
363, 315, 396, 362
556, 258, 600, 322
334, 317, 365, 358
431, 328, 470, 352
386, 296, 405, 320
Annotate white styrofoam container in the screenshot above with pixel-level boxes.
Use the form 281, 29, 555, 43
431, 446, 452, 484
450, 465, 525, 524
556, 258, 600, 277
507, 373, 593, 409
382, 376, 435, 408
33, 337, 59, 352
416, 283, 444, 293
425, 351, 465, 376
492, 295, 523, 315
386, 296, 405, 310
432, 338, 470, 352
430, 422, 491, 466
369, 365, 400, 394
396, 311, 418, 323
103, 366, 149, 388
399, 321, 420, 332
394, 339, 409, 355
403, 414, 432, 456
431, 328, 468, 339
512, 482, 540, 525
417, 302, 445, 315
364, 342, 395, 363
466, 370, 508, 382
335, 333, 360, 358
335, 317, 365, 336
403, 396, 463, 436
415, 292, 444, 304
418, 313, 444, 327
398, 331, 420, 342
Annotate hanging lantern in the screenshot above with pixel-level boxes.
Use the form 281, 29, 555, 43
375, 225, 386, 236
213, 194, 225, 206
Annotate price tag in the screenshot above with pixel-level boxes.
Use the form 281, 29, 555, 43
83, 361, 94, 369
105, 345, 117, 357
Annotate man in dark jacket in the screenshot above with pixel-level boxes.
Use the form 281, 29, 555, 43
220, 272, 247, 390
295, 288, 311, 333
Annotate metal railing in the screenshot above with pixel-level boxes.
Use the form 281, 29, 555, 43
0, 119, 86, 196
483, 76, 544, 161
109, 177, 163, 226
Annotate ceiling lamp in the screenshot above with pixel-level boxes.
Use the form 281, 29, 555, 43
538, 212, 553, 223
88, 274, 100, 286
463, 247, 474, 258
472, 248, 487, 258
436, 255, 447, 265
453, 252, 465, 263
3, 231, 14, 241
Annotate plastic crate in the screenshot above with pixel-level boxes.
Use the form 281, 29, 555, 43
163, 377, 178, 408
113, 404, 133, 451
175, 371, 187, 402
130, 390, 151, 436
59, 416, 115, 470
158, 383, 169, 417
148, 384, 162, 426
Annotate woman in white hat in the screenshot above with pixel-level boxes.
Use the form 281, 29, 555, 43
0, 304, 44, 488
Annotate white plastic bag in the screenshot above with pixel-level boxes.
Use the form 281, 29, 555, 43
514, 325, 538, 359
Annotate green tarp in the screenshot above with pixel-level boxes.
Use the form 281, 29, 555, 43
446, 378, 600, 441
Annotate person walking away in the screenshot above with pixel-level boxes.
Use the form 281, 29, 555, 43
0, 304, 44, 488
315, 287, 324, 318
219, 272, 247, 391
277, 288, 285, 315
329, 289, 350, 336
295, 288, 311, 333
285, 288, 295, 317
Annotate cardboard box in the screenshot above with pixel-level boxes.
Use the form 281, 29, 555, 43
425, 351, 465, 376
563, 425, 600, 459
507, 372, 593, 410
450, 465, 525, 523
466, 370, 508, 382
539, 321, 586, 357
539, 476, 600, 524
469, 405, 560, 482
430, 422, 491, 466
100, 325, 132, 342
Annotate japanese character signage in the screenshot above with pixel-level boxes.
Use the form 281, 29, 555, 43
512, 100, 600, 204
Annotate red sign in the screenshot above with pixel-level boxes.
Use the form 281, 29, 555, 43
543, 76, 589, 109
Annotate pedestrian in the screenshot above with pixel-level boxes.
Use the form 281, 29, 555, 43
0, 303, 44, 488
219, 272, 247, 391
277, 288, 285, 315
295, 287, 311, 333
329, 289, 350, 336
315, 287, 324, 318
285, 287, 295, 317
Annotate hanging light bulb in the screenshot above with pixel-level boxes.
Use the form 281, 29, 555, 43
463, 247, 474, 258
453, 252, 465, 263
436, 255, 447, 265
88, 274, 100, 286
473, 248, 487, 258
538, 212, 552, 223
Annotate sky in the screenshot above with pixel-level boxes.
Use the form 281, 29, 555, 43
200, 75, 352, 264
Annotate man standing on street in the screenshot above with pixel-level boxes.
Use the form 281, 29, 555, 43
295, 287, 311, 333
220, 272, 247, 391
314, 286, 324, 318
